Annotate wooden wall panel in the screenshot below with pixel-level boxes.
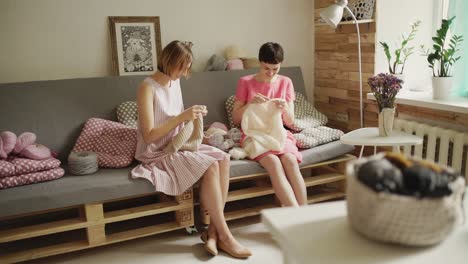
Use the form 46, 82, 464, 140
396, 105, 468, 127
314, 0, 466, 162
314, 0, 377, 132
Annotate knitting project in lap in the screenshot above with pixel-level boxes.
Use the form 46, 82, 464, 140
164, 117, 203, 153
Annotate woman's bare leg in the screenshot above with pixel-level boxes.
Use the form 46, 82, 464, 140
206, 156, 230, 242
200, 162, 250, 256
258, 155, 298, 207
280, 153, 307, 205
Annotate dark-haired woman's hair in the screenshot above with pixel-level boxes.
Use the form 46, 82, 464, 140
157, 40, 193, 76
258, 42, 284, 64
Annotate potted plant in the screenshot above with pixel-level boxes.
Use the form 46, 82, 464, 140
421, 17, 463, 99
368, 73, 403, 137
380, 20, 421, 90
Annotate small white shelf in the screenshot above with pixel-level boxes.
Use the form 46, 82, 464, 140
315, 19, 375, 26
367, 91, 468, 114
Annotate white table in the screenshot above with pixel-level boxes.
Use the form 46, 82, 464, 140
261, 199, 468, 264
340, 127, 423, 158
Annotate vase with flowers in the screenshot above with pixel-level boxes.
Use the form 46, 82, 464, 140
368, 73, 403, 136
380, 20, 421, 91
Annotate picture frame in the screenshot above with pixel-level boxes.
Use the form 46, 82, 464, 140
108, 16, 162, 76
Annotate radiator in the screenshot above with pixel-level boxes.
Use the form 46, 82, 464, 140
393, 119, 468, 181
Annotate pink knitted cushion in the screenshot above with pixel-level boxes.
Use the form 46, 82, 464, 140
1, 131, 17, 156
21, 144, 52, 160
0, 168, 65, 189
208, 122, 228, 132
0, 160, 15, 178
73, 118, 137, 168
226, 59, 244, 70
13, 132, 36, 154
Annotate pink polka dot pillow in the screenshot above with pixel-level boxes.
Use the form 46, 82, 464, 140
72, 118, 137, 168
0, 168, 65, 189
0, 160, 15, 178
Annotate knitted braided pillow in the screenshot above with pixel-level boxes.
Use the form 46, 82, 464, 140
287, 92, 328, 132
117, 101, 138, 128
225, 95, 238, 129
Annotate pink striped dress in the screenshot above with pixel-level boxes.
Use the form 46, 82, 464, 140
131, 78, 228, 195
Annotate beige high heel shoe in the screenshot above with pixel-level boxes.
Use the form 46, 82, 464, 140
217, 239, 252, 259
200, 231, 218, 256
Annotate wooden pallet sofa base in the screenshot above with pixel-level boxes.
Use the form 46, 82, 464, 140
0, 154, 354, 263
0, 189, 194, 263
198, 154, 355, 225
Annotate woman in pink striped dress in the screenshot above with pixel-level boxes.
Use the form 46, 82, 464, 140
131, 41, 251, 259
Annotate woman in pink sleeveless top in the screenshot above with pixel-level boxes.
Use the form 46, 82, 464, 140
131, 41, 250, 258
232, 42, 307, 208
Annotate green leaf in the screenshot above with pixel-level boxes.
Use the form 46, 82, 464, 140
432, 37, 443, 46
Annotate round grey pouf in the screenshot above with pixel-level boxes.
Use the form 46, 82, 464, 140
68, 151, 99, 175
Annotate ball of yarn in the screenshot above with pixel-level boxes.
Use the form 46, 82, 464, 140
68, 151, 99, 176
242, 57, 260, 69
21, 144, 52, 160
224, 45, 247, 60
1, 131, 17, 155
0, 138, 6, 159
13, 132, 36, 154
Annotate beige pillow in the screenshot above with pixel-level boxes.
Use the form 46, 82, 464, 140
241, 57, 260, 69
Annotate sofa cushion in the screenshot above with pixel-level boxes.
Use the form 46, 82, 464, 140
73, 118, 137, 168
225, 95, 238, 129
0, 168, 65, 190
287, 92, 328, 132
13, 157, 61, 175
0, 160, 15, 178
230, 140, 354, 178
293, 126, 344, 149
0, 141, 353, 218
0, 158, 61, 178
117, 101, 138, 128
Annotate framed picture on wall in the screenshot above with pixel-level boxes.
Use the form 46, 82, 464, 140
108, 16, 162, 76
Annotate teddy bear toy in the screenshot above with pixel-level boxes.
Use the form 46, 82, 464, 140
204, 54, 227, 71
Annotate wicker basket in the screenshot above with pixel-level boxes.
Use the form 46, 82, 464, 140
346, 155, 466, 246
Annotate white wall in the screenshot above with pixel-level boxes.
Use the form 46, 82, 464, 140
0, 0, 315, 96
375, 0, 437, 91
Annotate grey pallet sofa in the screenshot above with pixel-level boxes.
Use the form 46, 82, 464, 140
0, 67, 354, 263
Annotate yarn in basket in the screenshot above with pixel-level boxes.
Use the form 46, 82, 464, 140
346, 153, 465, 246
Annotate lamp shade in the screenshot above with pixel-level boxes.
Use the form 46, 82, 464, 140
319, 0, 348, 28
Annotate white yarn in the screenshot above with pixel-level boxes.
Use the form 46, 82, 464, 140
229, 147, 247, 160
68, 151, 99, 175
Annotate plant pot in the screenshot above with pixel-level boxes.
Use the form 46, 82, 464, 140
432, 77, 453, 99
378, 108, 395, 137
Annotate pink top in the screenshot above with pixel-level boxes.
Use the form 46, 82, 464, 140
235, 74, 295, 103
234, 74, 302, 163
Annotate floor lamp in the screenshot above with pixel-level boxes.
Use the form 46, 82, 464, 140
320, 0, 363, 128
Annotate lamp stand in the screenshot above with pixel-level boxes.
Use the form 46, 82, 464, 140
344, 6, 363, 128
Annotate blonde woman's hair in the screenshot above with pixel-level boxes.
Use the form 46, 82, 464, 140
157, 40, 193, 77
